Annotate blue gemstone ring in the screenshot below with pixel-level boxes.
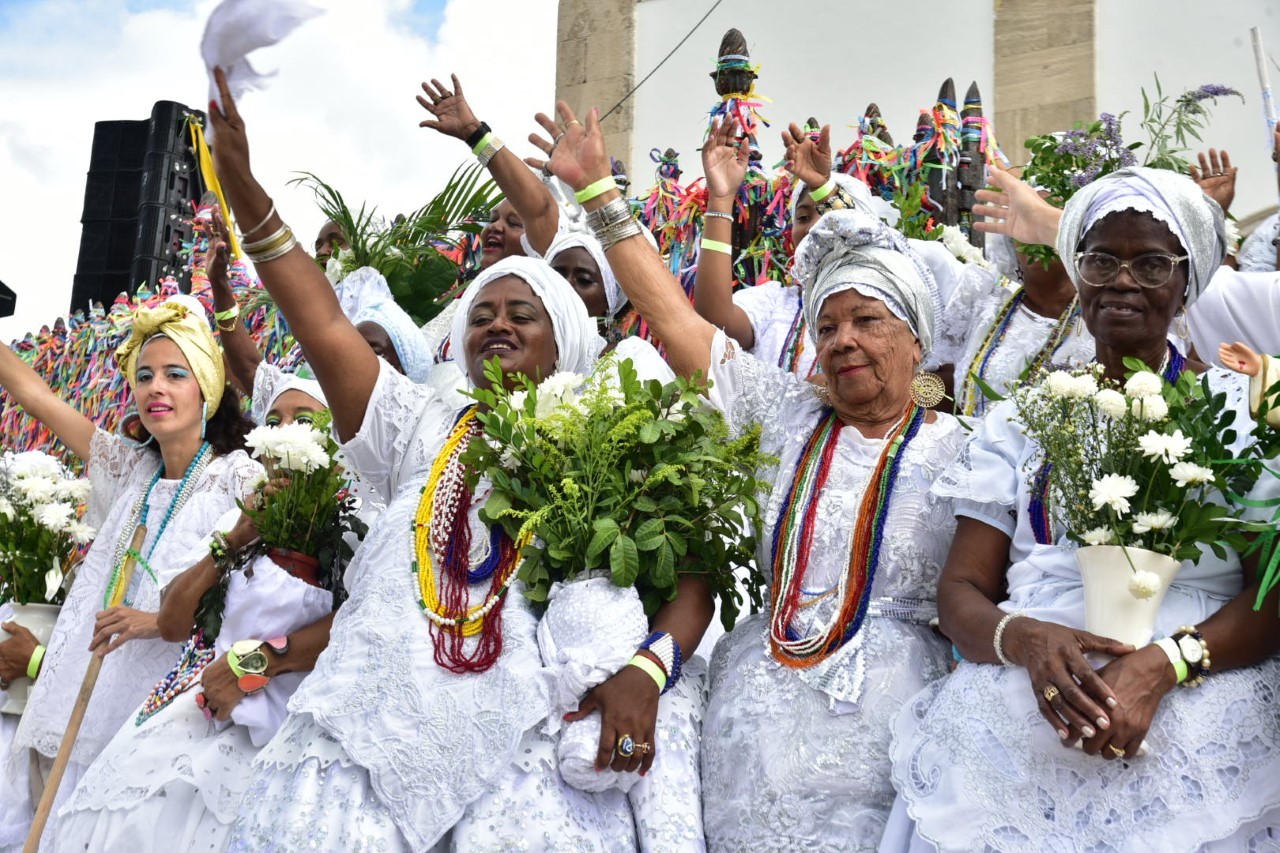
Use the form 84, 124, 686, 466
616, 734, 636, 758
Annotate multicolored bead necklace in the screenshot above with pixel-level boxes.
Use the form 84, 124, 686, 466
956, 284, 1082, 417
776, 300, 818, 378
1027, 343, 1185, 544
412, 408, 532, 674
135, 632, 215, 725
769, 403, 926, 667
103, 441, 214, 608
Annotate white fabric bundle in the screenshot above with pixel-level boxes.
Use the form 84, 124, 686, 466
202, 0, 322, 118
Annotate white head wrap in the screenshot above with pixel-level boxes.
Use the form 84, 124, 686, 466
353, 299, 432, 384
790, 172, 900, 231
1057, 166, 1226, 307
449, 256, 605, 385
546, 231, 626, 318
266, 368, 326, 413
793, 209, 940, 357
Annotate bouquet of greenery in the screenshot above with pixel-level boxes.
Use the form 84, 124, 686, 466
463, 356, 772, 627
1009, 361, 1280, 597
0, 451, 94, 605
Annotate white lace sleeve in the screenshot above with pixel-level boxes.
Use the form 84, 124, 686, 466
250, 361, 290, 426
731, 281, 790, 349
930, 399, 1025, 536
933, 265, 1010, 368
85, 428, 149, 530
1237, 212, 1279, 272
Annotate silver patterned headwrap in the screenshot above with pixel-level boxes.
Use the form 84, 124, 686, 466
1057, 166, 1225, 306
792, 209, 940, 357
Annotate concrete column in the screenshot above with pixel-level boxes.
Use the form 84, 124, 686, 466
555, 0, 637, 171
993, 0, 1096, 166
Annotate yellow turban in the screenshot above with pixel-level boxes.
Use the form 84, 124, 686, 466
115, 296, 225, 419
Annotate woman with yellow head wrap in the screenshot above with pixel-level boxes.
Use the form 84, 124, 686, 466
0, 294, 262, 846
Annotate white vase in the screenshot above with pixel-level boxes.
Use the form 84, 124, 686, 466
1, 602, 61, 715
1076, 545, 1180, 648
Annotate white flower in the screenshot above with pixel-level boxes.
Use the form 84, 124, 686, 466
1045, 370, 1077, 398
67, 520, 96, 545
498, 447, 519, 472
15, 477, 57, 504
1132, 395, 1169, 422
507, 390, 529, 412
1137, 429, 1192, 463
324, 251, 345, 285
6, 451, 64, 480
246, 423, 330, 473
939, 225, 990, 268
629, 468, 649, 484
1132, 510, 1177, 534
1069, 373, 1099, 398
1089, 474, 1139, 516
1124, 371, 1163, 399
44, 563, 63, 602
0, 497, 13, 521
1081, 526, 1116, 545
534, 371, 585, 418
1169, 461, 1214, 487
55, 478, 93, 504
33, 502, 75, 531
1127, 569, 1163, 600
244, 424, 279, 458
1093, 388, 1128, 418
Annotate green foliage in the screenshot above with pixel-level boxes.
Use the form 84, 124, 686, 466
1138, 76, 1244, 173
889, 183, 941, 242
290, 163, 500, 324
461, 356, 774, 630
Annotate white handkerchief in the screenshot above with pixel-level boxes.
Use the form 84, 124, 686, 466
202, 0, 322, 114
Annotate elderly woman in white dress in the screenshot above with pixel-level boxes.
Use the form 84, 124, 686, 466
882, 167, 1280, 851
206, 68, 711, 851
537, 102, 967, 851
0, 296, 261, 848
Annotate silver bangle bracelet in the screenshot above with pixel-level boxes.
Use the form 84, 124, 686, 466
477, 136, 505, 168
596, 219, 644, 253
703, 210, 734, 222
992, 611, 1026, 667
246, 234, 299, 265
586, 197, 633, 232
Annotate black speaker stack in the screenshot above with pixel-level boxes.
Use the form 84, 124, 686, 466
70, 101, 207, 313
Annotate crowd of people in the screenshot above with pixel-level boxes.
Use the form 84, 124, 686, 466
0, 38, 1279, 853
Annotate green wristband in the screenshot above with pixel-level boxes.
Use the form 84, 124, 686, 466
575, 176, 619, 205
808, 176, 836, 202
213, 306, 239, 322
470, 132, 494, 157
27, 644, 46, 680
226, 646, 246, 679
627, 654, 667, 692
700, 238, 732, 255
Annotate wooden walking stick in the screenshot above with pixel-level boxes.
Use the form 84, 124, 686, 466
24, 523, 147, 852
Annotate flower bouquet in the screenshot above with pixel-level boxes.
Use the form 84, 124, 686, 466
462, 356, 771, 791
0, 450, 94, 713
1009, 359, 1280, 646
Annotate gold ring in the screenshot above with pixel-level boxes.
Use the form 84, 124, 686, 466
1042, 685, 1060, 703
635, 742, 653, 756
1108, 745, 1126, 758
616, 733, 636, 758
567, 119, 583, 127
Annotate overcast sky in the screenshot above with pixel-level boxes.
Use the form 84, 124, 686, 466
0, 0, 557, 340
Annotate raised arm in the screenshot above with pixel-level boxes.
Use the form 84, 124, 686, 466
417, 74, 559, 254
0, 346, 94, 462
208, 67, 378, 442
973, 166, 1063, 247
694, 117, 755, 346
207, 206, 262, 395
542, 103, 715, 380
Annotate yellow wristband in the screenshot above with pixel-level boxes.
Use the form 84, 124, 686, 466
700, 238, 732, 255
575, 176, 619, 205
214, 306, 239, 322
627, 654, 667, 692
808, 177, 837, 203
470, 132, 494, 157
27, 644, 46, 680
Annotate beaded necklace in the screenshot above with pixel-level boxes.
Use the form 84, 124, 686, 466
769, 403, 925, 668
1027, 343, 1185, 544
412, 408, 532, 674
956, 284, 1082, 417
776, 300, 818, 378
135, 632, 215, 725
103, 441, 214, 608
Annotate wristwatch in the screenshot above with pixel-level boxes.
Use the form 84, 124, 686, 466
1170, 626, 1211, 687
226, 636, 288, 695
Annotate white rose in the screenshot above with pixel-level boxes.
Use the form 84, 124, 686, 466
1081, 526, 1116, 546
1088, 474, 1139, 516
1124, 371, 1164, 399
1132, 510, 1177, 534
1132, 395, 1169, 422
1127, 569, 1163, 600
1169, 461, 1214, 487
1045, 371, 1076, 398
1093, 388, 1128, 418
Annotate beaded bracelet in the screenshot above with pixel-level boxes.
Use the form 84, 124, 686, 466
992, 611, 1026, 666
639, 631, 683, 693
575, 176, 620, 205
26, 644, 45, 680
703, 210, 734, 223
700, 238, 732, 255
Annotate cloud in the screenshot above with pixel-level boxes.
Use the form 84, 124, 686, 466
0, 0, 556, 339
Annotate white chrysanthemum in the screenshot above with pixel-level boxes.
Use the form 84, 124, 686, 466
1124, 371, 1163, 399
33, 502, 75, 531
15, 476, 57, 505
247, 423, 330, 473
244, 425, 279, 458
939, 225, 990, 267
1093, 388, 1128, 418
1170, 461, 1214, 487
1069, 373, 1099, 398
1127, 569, 1163, 600
1044, 370, 1076, 398
67, 520, 96, 545
1089, 474, 1139, 515
534, 372, 585, 419
45, 564, 63, 602
1081, 526, 1116, 545
1132, 395, 1169, 422
54, 478, 93, 503
498, 447, 519, 472
1137, 429, 1192, 463
1132, 510, 1177, 534
6, 451, 64, 481
507, 390, 529, 412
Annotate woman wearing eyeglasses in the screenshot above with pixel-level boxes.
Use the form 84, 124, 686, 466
882, 167, 1280, 850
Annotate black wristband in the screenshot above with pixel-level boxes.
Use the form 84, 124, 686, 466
464, 121, 491, 150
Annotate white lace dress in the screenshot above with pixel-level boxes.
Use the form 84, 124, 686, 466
934, 266, 1094, 419
5, 430, 261, 848
698, 332, 963, 852
883, 370, 1280, 852
226, 361, 705, 852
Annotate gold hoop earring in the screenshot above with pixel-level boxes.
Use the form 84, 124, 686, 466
909, 370, 946, 409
